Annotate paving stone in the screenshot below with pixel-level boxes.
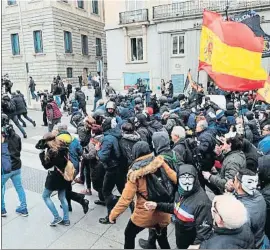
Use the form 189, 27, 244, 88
48, 227, 99, 249
91, 236, 124, 249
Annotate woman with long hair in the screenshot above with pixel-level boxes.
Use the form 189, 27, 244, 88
38, 133, 70, 226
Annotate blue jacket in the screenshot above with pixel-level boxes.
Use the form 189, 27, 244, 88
258, 135, 270, 155
187, 113, 196, 130
227, 115, 236, 126
97, 128, 121, 169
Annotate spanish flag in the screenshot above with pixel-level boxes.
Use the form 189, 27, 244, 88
199, 10, 267, 91
257, 77, 270, 104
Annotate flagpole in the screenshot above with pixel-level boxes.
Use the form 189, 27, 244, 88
225, 0, 229, 21
251, 95, 258, 111
239, 94, 247, 138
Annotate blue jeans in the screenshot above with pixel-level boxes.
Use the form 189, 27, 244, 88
31, 91, 37, 100
42, 188, 69, 221
1, 169, 27, 210
93, 97, 100, 111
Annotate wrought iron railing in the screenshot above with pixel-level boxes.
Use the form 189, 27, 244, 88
153, 0, 270, 20
119, 9, 149, 24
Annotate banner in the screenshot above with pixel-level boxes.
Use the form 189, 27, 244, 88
123, 72, 149, 90
230, 10, 270, 58
257, 77, 270, 104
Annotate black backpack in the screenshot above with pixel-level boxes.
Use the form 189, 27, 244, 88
140, 168, 175, 203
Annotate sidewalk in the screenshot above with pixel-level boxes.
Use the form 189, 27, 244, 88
2, 185, 177, 249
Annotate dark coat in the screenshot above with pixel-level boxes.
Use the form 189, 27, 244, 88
210, 151, 246, 193
258, 155, 270, 240
12, 94, 27, 115
136, 126, 151, 145
157, 165, 213, 248
7, 131, 22, 171
200, 225, 254, 249
197, 129, 216, 171
29, 79, 36, 92
39, 144, 69, 191
173, 138, 193, 165
97, 128, 121, 170
119, 132, 141, 167
236, 191, 267, 248
75, 90, 86, 107
242, 139, 259, 173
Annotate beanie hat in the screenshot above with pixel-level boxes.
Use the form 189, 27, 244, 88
216, 109, 225, 120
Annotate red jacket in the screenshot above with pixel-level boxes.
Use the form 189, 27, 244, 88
46, 101, 62, 120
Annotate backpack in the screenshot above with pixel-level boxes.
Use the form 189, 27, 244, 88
142, 168, 175, 203
56, 157, 76, 182
160, 150, 179, 172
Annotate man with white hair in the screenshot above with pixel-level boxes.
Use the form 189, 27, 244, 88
200, 194, 254, 249
171, 126, 193, 164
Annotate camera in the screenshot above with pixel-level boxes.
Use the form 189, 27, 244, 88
35, 139, 49, 150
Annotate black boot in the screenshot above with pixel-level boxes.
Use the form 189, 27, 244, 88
138, 239, 157, 249
94, 200, 106, 206
81, 199, 89, 214
99, 216, 115, 224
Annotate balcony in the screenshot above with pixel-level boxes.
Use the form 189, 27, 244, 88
153, 0, 270, 20
119, 9, 149, 25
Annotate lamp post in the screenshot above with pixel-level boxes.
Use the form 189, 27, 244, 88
93, 41, 104, 89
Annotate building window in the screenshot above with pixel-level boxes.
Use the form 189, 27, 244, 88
7, 0, 16, 5
92, 0, 99, 14
130, 37, 143, 61
64, 31, 73, 53
11, 33, 20, 55
67, 68, 73, 78
33, 30, 43, 53
77, 0, 84, 9
172, 35, 184, 55
96, 38, 102, 56
81, 35, 88, 55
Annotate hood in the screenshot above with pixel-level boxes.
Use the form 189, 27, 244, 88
122, 132, 141, 142
128, 156, 164, 183
57, 131, 72, 144
258, 155, 270, 183
120, 108, 131, 120
132, 141, 151, 159
104, 128, 122, 139
152, 131, 170, 154
177, 164, 200, 197
149, 119, 163, 130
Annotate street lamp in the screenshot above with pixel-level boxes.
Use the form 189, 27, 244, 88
93, 42, 104, 89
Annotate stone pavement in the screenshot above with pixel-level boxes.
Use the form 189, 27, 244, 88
2, 109, 177, 249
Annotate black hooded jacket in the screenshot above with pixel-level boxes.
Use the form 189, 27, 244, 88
242, 138, 259, 173
12, 94, 27, 115
152, 131, 183, 172
119, 132, 141, 167
156, 164, 213, 248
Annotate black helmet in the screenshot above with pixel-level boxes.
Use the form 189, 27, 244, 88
109, 94, 117, 102
2, 94, 10, 101
1, 114, 9, 126
134, 97, 142, 105
75, 87, 80, 91
245, 111, 254, 120
47, 94, 54, 102
178, 94, 185, 101
159, 95, 168, 105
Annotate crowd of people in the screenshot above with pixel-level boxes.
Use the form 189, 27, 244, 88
2, 73, 270, 249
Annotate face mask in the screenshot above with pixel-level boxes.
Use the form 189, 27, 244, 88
179, 174, 195, 192
241, 175, 258, 195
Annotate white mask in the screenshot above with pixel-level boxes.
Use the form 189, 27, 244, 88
259, 113, 264, 120
241, 175, 258, 195
179, 174, 195, 191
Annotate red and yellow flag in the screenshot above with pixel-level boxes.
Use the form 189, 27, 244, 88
199, 10, 267, 91
257, 77, 270, 104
